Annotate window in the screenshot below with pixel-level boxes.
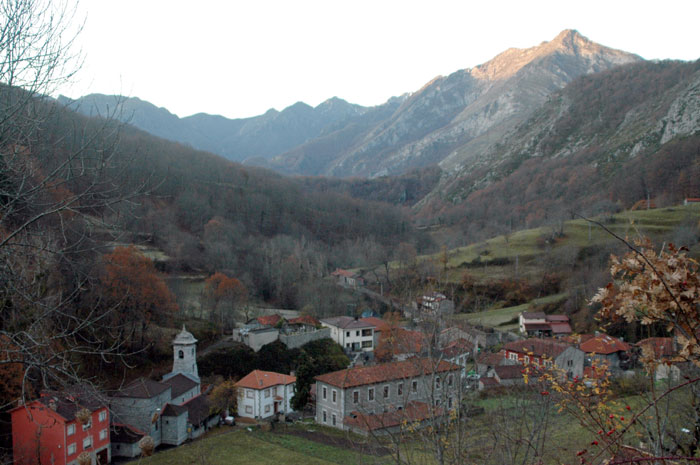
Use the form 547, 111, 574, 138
99, 429, 108, 441
265, 388, 271, 398
435, 398, 441, 406
67, 424, 76, 436
368, 387, 374, 401
411, 380, 418, 393
322, 410, 327, 423
435, 377, 441, 389
322, 386, 327, 400
265, 405, 271, 414
346, 331, 350, 337
353, 390, 359, 404
83, 436, 92, 450
67, 443, 76, 455
356, 330, 360, 336
383, 385, 389, 399
245, 406, 253, 414
509, 352, 518, 361
361, 340, 372, 348
332, 389, 337, 403
447, 374, 453, 387
448, 397, 453, 409
98, 410, 106, 422
246, 390, 254, 399
567, 360, 573, 367
362, 329, 372, 337
332, 414, 337, 426
524, 355, 530, 365
398, 382, 403, 396
82, 420, 91, 431
191, 348, 194, 355
178, 350, 184, 359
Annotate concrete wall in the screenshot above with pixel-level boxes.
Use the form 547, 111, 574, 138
279, 328, 330, 349
556, 347, 585, 379
238, 384, 295, 420
111, 441, 140, 459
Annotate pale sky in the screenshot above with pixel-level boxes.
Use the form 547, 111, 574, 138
55, 0, 700, 119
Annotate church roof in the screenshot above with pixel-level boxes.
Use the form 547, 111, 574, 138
173, 325, 197, 345
161, 373, 199, 398
113, 378, 170, 399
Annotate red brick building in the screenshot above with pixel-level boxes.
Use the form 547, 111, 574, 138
11, 387, 110, 465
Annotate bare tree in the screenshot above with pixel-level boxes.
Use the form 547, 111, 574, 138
0, 0, 151, 405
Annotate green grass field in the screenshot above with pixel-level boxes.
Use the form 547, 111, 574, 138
454, 292, 568, 330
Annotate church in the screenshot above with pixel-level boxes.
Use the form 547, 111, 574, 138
110, 326, 220, 459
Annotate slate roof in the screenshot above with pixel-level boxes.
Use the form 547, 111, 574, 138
504, 339, 574, 359
359, 317, 391, 333
315, 358, 460, 389
545, 315, 570, 322
521, 312, 546, 320
494, 365, 524, 380
550, 322, 573, 334
441, 338, 474, 358
33, 385, 108, 422
321, 316, 375, 330
479, 377, 500, 387
476, 350, 506, 368
111, 424, 144, 444
236, 370, 296, 390
183, 394, 210, 426
162, 373, 199, 398
579, 335, 631, 355
162, 403, 188, 417
344, 401, 442, 432
113, 378, 170, 398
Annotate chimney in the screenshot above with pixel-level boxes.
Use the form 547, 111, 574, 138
48, 398, 57, 411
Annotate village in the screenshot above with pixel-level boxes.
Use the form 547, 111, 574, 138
9, 268, 684, 464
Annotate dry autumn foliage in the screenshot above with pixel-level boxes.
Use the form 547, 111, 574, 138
591, 238, 700, 369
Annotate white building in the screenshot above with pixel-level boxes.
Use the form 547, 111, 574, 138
235, 370, 296, 420
321, 316, 375, 352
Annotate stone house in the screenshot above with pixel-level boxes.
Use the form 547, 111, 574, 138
331, 268, 365, 288
504, 338, 584, 379
109, 326, 218, 459
235, 370, 296, 420
579, 334, 632, 371
314, 358, 460, 434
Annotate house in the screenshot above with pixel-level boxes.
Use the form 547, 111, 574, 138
331, 268, 365, 288
475, 350, 514, 377
684, 198, 700, 205
237, 314, 330, 351
636, 337, 679, 380
411, 292, 454, 320
478, 376, 500, 390
519, 312, 572, 337
11, 385, 111, 465
375, 327, 429, 362
492, 365, 525, 386
314, 358, 460, 434
321, 316, 376, 353
110, 326, 218, 459
440, 338, 474, 378
579, 334, 632, 371
504, 338, 584, 379
235, 370, 296, 420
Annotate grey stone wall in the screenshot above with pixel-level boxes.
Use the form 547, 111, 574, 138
556, 346, 585, 379
109, 388, 171, 446
279, 328, 331, 349
161, 412, 188, 446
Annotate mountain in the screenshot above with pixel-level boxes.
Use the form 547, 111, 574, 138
414, 59, 700, 233
58, 94, 368, 163
267, 29, 640, 177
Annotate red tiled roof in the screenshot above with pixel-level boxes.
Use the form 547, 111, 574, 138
344, 401, 442, 431
257, 314, 283, 326
579, 335, 630, 355
287, 315, 320, 326
315, 358, 460, 389
476, 350, 506, 367
637, 337, 675, 358
236, 370, 296, 390
504, 339, 574, 359
562, 334, 596, 345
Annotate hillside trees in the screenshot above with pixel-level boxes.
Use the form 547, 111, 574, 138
203, 272, 247, 331
0, 0, 151, 399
